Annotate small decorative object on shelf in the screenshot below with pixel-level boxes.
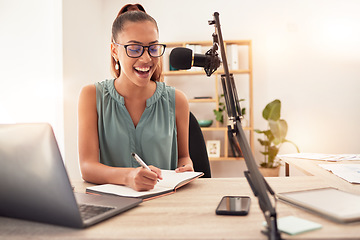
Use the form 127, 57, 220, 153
198, 120, 213, 128
206, 140, 221, 158
194, 96, 212, 99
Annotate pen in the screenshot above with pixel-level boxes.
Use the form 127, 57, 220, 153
131, 152, 151, 171
131, 152, 160, 182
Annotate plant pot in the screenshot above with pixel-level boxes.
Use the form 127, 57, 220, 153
258, 166, 280, 177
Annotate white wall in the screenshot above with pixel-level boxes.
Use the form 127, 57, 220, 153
0, 0, 64, 150
63, 0, 360, 179
62, 0, 107, 181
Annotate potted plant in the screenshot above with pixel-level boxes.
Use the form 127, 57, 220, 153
255, 99, 299, 176
213, 94, 246, 126
213, 95, 247, 157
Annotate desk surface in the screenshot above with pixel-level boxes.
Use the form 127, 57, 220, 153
1, 174, 360, 240
283, 157, 360, 194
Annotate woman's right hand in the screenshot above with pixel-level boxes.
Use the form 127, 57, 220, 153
127, 166, 162, 191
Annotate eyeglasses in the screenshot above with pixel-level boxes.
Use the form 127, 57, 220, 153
113, 42, 166, 58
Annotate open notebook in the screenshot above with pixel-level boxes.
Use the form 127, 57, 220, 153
86, 170, 203, 200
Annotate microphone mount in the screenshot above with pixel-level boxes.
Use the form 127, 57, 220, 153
209, 12, 282, 240
203, 33, 221, 77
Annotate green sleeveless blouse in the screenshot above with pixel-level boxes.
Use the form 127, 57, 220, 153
95, 79, 178, 170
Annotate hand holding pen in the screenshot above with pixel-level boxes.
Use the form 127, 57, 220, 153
131, 153, 162, 187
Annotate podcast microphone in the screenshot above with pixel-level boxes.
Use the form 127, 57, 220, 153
169, 47, 221, 76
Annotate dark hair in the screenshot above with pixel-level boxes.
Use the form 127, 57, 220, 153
112, 11, 158, 43
110, 10, 163, 81
118, 3, 146, 15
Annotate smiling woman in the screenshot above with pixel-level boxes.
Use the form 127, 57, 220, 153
110, 9, 163, 82
77, 6, 194, 192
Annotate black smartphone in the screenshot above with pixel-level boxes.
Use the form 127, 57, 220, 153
215, 196, 251, 216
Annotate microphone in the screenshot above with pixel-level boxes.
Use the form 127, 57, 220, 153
169, 47, 221, 76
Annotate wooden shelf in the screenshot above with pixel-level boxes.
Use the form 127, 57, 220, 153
163, 70, 206, 76
164, 40, 252, 48
163, 40, 254, 161
189, 98, 216, 103
201, 127, 253, 131
163, 69, 251, 76
209, 157, 245, 161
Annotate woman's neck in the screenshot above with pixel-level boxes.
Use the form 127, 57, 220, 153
114, 77, 156, 101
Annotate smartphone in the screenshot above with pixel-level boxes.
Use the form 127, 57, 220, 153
215, 196, 251, 216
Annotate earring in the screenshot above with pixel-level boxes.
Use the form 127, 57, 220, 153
115, 60, 119, 70
113, 56, 119, 70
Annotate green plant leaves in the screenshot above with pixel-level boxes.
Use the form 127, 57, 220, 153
213, 94, 246, 124
256, 99, 300, 168
269, 119, 288, 145
263, 99, 281, 121
259, 145, 279, 168
213, 109, 224, 123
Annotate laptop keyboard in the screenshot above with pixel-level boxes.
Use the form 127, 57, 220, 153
78, 204, 115, 221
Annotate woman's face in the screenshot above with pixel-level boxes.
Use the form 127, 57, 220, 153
113, 20, 159, 87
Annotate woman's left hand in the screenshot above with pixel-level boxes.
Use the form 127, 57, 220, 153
175, 164, 194, 173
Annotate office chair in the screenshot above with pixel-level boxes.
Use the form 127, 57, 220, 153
188, 112, 211, 178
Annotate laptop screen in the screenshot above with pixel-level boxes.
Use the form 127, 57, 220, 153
0, 123, 83, 227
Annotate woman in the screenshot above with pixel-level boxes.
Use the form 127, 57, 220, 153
78, 7, 193, 192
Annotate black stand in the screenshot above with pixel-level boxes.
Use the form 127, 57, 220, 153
209, 12, 282, 240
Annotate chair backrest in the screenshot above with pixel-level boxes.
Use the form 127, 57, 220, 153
188, 112, 211, 178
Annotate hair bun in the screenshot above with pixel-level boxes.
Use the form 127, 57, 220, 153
117, 3, 146, 17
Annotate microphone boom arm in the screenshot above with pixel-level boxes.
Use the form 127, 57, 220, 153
209, 12, 282, 240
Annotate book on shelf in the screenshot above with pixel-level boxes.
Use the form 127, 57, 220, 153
86, 170, 204, 200
226, 44, 239, 70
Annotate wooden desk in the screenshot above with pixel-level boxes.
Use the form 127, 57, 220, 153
1, 176, 360, 239
282, 157, 360, 194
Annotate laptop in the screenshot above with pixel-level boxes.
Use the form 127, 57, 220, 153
277, 187, 360, 223
0, 123, 142, 228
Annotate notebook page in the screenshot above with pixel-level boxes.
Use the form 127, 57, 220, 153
157, 170, 203, 189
